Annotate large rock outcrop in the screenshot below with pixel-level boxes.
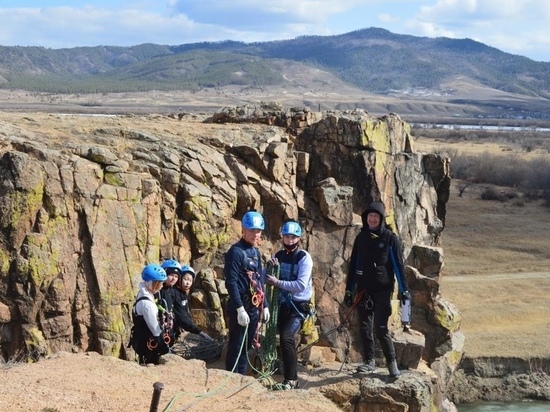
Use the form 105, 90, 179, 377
0, 106, 458, 410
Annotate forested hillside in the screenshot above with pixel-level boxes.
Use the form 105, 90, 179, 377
1, 28, 549, 98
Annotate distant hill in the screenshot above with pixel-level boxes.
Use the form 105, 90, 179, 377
1, 27, 549, 120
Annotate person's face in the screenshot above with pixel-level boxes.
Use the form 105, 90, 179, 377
282, 234, 300, 248
179, 273, 194, 292
164, 272, 179, 287
367, 212, 381, 229
242, 228, 262, 246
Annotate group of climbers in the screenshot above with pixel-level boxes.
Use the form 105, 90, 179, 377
129, 259, 211, 365
130, 200, 411, 387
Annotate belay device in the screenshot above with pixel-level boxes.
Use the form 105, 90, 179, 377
389, 247, 411, 331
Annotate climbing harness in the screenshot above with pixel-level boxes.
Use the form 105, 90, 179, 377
247, 270, 265, 308
157, 298, 175, 346
146, 337, 159, 351
363, 294, 374, 310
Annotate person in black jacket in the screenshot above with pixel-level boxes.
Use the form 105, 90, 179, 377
156, 259, 181, 347
171, 264, 212, 341
130, 263, 171, 365
344, 201, 410, 377
224, 210, 270, 375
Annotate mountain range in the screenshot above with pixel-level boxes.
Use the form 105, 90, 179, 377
1, 27, 549, 121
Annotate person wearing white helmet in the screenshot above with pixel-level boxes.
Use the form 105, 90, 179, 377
265, 219, 313, 390
129, 263, 171, 365
171, 264, 212, 341
224, 209, 270, 375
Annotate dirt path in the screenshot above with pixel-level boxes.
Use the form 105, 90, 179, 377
443, 271, 550, 282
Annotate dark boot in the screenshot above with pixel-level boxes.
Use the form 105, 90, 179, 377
387, 359, 401, 377
356, 358, 376, 373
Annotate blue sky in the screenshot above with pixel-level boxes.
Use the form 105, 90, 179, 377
1, 1, 549, 62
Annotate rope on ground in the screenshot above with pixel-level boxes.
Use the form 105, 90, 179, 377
172, 334, 226, 364
162, 325, 250, 411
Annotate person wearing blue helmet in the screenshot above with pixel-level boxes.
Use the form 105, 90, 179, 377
155, 259, 182, 347
129, 263, 170, 365
265, 219, 313, 389
171, 264, 212, 342
224, 209, 270, 375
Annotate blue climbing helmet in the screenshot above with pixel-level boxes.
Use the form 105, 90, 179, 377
242, 210, 265, 230
141, 263, 167, 282
180, 265, 196, 280
281, 220, 302, 237
161, 259, 182, 275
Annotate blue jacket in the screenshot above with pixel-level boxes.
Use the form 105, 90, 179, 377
224, 239, 267, 312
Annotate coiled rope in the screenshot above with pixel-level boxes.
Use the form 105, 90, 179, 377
171, 334, 226, 364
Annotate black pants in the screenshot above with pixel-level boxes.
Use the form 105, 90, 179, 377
225, 306, 260, 375
278, 304, 304, 381
356, 289, 396, 363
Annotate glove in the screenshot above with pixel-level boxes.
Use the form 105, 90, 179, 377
265, 275, 278, 286
199, 331, 214, 341
236, 306, 250, 326
400, 290, 411, 304
344, 290, 353, 308
262, 307, 270, 323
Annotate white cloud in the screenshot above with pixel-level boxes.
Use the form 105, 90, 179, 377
402, 0, 550, 60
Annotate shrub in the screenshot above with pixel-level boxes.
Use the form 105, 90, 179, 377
481, 188, 508, 202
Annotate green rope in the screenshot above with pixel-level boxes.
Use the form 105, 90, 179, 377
260, 261, 280, 374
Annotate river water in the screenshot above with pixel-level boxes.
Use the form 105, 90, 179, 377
457, 401, 550, 411
411, 123, 550, 132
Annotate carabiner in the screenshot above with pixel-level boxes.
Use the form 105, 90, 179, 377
364, 297, 374, 311
251, 292, 263, 307
146, 337, 159, 351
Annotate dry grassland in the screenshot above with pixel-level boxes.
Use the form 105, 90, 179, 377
417, 136, 550, 358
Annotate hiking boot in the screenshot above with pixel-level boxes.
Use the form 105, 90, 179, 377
387, 359, 401, 377
356, 359, 376, 373
281, 379, 299, 390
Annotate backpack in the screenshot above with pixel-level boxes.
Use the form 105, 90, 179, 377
127, 296, 150, 351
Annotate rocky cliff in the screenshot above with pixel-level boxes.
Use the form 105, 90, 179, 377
0, 105, 460, 411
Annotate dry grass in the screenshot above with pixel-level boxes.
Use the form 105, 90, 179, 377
438, 177, 550, 358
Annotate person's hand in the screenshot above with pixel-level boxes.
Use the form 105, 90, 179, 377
236, 306, 250, 326
262, 307, 270, 323
268, 257, 279, 268
199, 331, 214, 341
265, 275, 278, 286
344, 290, 353, 308
399, 290, 411, 304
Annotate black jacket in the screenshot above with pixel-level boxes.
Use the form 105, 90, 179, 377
346, 202, 409, 293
